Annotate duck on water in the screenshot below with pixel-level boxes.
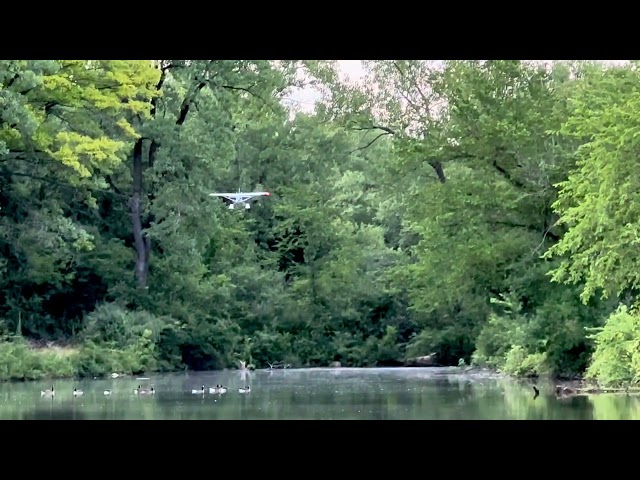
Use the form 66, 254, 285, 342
211, 385, 228, 394
134, 385, 155, 395
40, 386, 54, 397
192, 385, 228, 394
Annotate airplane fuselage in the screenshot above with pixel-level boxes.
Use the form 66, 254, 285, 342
209, 191, 271, 210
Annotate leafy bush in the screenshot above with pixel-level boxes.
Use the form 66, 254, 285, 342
585, 305, 640, 387
81, 302, 167, 348
471, 291, 609, 378
177, 318, 242, 371
240, 329, 295, 367
502, 346, 549, 377
75, 333, 157, 378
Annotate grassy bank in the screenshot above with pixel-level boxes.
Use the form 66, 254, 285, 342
0, 335, 580, 386
0, 335, 159, 382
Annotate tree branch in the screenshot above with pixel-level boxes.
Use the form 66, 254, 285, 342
352, 125, 397, 135
176, 82, 206, 126
392, 61, 432, 114
429, 160, 446, 183
221, 84, 279, 114
105, 175, 124, 196
221, 84, 263, 99
5, 73, 19, 88
492, 160, 526, 189
0, 170, 126, 197
492, 219, 560, 242
348, 132, 392, 154
150, 64, 171, 118
349, 125, 445, 182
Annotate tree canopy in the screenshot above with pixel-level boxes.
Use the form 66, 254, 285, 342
1, 59, 638, 387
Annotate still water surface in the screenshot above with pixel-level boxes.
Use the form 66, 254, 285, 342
0, 367, 639, 420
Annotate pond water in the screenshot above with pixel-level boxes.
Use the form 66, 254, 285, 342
0, 367, 638, 420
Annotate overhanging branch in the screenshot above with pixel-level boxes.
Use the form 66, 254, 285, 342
176, 82, 206, 126
349, 125, 445, 183
492, 160, 526, 189
352, 125, 397, 135
221, 84, 280, 116
348, 132, 392, 154
0, 170, 126, 198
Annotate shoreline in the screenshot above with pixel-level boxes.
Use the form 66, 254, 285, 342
0, 341, 635, 395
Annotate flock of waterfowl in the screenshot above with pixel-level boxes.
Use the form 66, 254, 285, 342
190, 384, 251, 394
39, 384, 252, 398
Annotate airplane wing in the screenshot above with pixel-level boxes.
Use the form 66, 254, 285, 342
209, 192, 271, 203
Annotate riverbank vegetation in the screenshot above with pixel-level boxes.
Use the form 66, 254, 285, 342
2, 60, 640, 386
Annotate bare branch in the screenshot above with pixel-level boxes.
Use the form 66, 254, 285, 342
161, 62, 181, 73
429, 160, 446, 183
219, 83, 286, 119
392, 61, 405, 77
149, 63, 177, 118
398, 62, 432, 107
176, 82, 206, 126
349, 132, 392, 154
221, 84, 269, 104
392, 61, 435, 120
352, 125, 397, 135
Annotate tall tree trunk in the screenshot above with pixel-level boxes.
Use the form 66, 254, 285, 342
126, 64, 207, 289
129, 138, 150, 288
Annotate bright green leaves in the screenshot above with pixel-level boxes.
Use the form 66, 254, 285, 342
585, 304, 640, 386
6, 57, 639, 376
544, 64, 640, 302
38, 60, 161, 119
50, 133, 126, 179
1, 60, 160, 181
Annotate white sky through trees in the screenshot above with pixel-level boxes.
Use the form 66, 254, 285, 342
282, 60, 629, 114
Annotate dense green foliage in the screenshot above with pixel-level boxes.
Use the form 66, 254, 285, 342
1, 59, 639, 386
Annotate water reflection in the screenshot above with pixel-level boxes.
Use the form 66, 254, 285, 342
0, 368, 638, 419
23, 407, 88, 420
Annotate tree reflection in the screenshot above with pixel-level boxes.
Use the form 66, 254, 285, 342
2, 369, 640, 419
22, 407, 87, 420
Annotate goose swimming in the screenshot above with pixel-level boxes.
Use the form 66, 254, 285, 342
40, 386, 55, 397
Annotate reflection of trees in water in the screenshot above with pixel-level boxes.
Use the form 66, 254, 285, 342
589, 394, 640, 420
149, 376, 501, 420
22, 407, 88, 420
117, 381, 640, 420
6, 370, 640, 419
483, 381, 597, 420
19, 397, 89, 420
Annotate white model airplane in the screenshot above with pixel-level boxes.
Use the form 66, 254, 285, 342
208, 191, 271, 209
